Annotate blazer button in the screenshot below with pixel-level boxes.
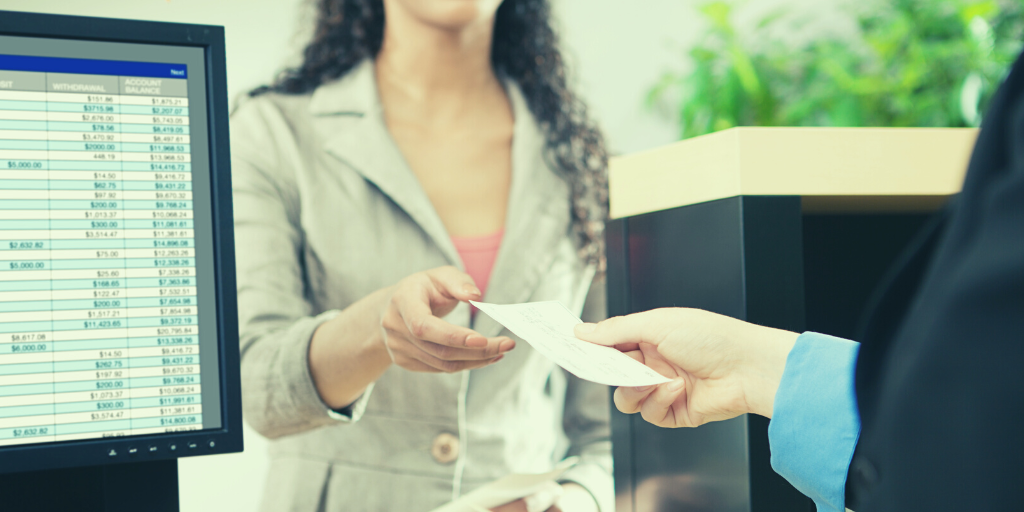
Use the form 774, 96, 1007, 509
431, 433, 460, 464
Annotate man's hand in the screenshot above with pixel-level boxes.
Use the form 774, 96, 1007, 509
574, 308, 798, 427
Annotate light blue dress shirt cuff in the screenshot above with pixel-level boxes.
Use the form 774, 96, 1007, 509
768, 332, 861, 512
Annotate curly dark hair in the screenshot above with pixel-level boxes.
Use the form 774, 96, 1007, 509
251, 0, 609, 271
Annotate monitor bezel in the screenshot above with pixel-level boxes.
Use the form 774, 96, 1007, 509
0, 9, 242, 474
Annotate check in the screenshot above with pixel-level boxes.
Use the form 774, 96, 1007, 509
471, 301, 671, 387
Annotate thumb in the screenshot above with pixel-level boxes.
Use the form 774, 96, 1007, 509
428, 266, 482, 302
575, 311, 661, 349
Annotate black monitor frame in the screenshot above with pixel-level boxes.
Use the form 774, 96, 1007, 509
0, 9, 241, 475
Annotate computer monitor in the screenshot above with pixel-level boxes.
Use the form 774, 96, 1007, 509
0, 8, 241, 485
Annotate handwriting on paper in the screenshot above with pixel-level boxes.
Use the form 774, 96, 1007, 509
471, 301, 671, 387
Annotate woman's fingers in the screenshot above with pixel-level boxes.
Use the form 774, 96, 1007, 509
389, 353, 443, 373
522, 481, 563, 512
487, 498, 528, 512
383, 266, 516, 373
402, 339, 505, 373
407, 336, 515, 361
391, 290, 485, 347
427, 265, 482, 302
391, 271, 495, 348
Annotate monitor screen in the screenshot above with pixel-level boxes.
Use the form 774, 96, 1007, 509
0, 30, 231, 455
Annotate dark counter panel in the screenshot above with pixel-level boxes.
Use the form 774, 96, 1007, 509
607, 194, 941, 512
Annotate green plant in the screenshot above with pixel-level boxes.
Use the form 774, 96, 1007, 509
649, 0, 1024, 139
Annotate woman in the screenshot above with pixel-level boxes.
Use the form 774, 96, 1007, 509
231, 0, 612, 511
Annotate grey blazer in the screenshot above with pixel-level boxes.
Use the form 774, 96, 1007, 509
231, 60, 612, 512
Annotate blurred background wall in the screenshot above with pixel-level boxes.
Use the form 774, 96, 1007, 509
3, 0, 857, 155
2, 0, 1015, 510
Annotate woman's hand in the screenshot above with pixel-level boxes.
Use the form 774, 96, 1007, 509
489, 482, 596, 512
381, 266, 514, 373
490, 500, 530, 512
309, 266, 513, 410
574, 308, 798, 427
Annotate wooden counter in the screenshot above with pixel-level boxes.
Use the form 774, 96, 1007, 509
609, 127, 978, 217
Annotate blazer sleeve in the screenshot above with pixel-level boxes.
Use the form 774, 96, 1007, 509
558, 274, 615, 512
231, 99, 366, 439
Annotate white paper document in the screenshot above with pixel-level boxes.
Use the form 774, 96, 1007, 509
429, 457, 578, 512
471, 301, 671, 387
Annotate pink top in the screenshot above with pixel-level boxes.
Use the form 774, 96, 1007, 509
451, 229, 504, 297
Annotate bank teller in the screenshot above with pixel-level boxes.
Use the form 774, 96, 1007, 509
231, 0, 614, 511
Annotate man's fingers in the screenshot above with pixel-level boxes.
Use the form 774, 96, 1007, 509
574, 310, 668, 348
623, 349, 645, 364
613, 385, 655, 414
640, 378, 688, 427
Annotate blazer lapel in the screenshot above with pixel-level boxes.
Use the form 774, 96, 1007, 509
310, 60, 462, 268
308, 61, 573, 338
472, 84, 572, 338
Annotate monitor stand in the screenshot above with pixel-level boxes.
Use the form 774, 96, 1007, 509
1, 459, 179, 512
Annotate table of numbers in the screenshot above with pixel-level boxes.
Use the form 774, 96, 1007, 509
0, 58, 202, 446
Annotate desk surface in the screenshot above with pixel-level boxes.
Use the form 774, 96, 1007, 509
609, 127, 979, 218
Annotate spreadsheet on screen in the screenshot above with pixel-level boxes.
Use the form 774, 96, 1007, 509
0, 35, 224, 448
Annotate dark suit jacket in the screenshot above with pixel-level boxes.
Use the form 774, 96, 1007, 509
847, 53, 1024, 510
